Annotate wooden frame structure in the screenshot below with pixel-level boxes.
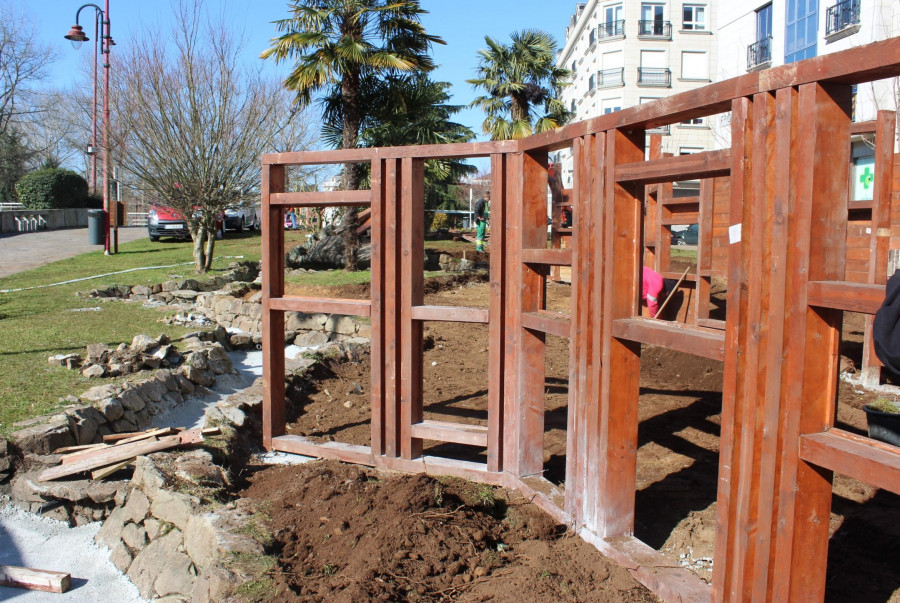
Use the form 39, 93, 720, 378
261, 40, 900, 602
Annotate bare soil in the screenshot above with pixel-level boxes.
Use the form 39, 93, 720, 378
246, 242, 900, 601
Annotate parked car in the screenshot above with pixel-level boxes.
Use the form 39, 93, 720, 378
224, 205, 258, 232
147, 204, 223, 242
672, 223, 699, 246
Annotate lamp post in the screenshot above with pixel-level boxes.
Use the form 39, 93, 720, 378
65, 2, 116, 254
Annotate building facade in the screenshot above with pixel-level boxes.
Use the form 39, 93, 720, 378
556, 0, 720, 187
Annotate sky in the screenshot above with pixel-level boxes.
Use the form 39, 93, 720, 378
18, 0, 573, 149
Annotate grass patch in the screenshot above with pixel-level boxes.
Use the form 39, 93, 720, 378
227, 551, 278, 602
869, 398, 900, 413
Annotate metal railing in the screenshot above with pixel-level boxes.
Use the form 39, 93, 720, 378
637, 67, 671, 87
0, 202, 24, 211
638, 20, 672, 38
599, 19, 625, 39
598, 67, 625, 88
826, 0, 861, 36
747, 35, 773, 70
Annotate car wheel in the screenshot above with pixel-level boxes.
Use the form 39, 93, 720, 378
149, 234, 160, 242
237, 217, 244, 233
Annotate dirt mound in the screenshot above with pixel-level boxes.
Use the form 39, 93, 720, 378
241, 461, 656, 602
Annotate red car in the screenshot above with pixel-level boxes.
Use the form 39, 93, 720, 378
147, 204, 223, 242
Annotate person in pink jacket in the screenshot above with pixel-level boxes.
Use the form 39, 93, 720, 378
642, 266, 666, 318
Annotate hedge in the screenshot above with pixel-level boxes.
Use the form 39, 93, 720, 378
15, 168, 90, 209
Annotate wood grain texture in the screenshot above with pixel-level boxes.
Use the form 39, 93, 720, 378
616, 149, 730, 184
611, 318, 725, 360
0, 566, 71, 593
269, 297, 371, 317
269, 190, 371, 207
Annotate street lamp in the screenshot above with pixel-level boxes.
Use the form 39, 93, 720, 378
64, 2, 117, 254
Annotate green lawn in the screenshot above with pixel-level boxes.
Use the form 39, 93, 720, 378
0, 232, 268, 434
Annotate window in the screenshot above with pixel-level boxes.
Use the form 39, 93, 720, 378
570, 99, 577, 113
601, 3, 624, 38
785, 0, 818, 63
602, 98, 622, 114
681, 117, 706, 126
681, 51, 708, 80
679, 146, 704, 155
640, 3, 670, 36
639, 50, 671, 86
588, 74, 596, 91
682, 4, 706, 30
757, 3, 773, 39
826, 0, 861, 36
571, 60, 577, 75
589, 27, 597, 47
600, 50, 625, 87
748, 4, 773, 69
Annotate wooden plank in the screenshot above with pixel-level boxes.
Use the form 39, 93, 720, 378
382, 455, 503, 485
383, 159, 401, 458
578, 533, 713, 603
39, 431, 197, 481
409, 420, 488, 447
271, 435, 375, 466
697, 318, 726, 330
521, 248, 573, 266
399, 157, 425, 460
800, 429, 900, 495
660, 195, 700, 206
102, 429, 156, 443
0, 565, 71, 593
409, 305, 489, 323
616, 149, 731, 184
269, 296, 371, 317
262, 163, 286, 450
262, 140, 518, 166
660, 212, 699, 226
269, 190, 371, 207
522, 311, 570, 338
611, 318, 725, 360
850, 119, 877, 135
114, 427, 177, 446
807, 280, 884, 314
695, 178, 714, 322
53, 442, 106, 455
370, 159, 385, 455
487, 152, 507, 473
91, 458, 135, 480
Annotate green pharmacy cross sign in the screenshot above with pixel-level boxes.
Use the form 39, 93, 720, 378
859, 166, 874, 190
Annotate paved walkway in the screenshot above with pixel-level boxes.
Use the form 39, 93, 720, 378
0, 227, 147, 279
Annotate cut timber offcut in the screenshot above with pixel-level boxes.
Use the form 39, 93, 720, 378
0, 565, 71, 593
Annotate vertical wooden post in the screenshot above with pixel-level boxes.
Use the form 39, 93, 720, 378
644, 134, 662, 269
517, 150, 550, 476
261, 163, 285, 450
714, 83, 851, 602
593, 127, 644, 537
860, 110, 896, 386
370, 159, 385, 455
383, 159, 401, 457
503, 152, 524, 476
656, 155, 674, 273
400, 157, 425, 460
695, 178, 714, 322
488, 153, 507, 472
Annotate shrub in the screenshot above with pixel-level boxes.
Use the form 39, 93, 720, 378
15, 168, 89, 209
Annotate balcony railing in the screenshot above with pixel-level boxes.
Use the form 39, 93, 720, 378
826, 0, 861, 36
599, 20, 625, 39
637, 67, 671, 87
747, 35, 772, 70
638, 20, 672, 39
598, 67, 625, 88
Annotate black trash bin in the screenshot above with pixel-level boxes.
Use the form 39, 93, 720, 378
88, 209, 105, 245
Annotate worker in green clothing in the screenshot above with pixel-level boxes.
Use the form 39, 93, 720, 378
474, 190, 490, 252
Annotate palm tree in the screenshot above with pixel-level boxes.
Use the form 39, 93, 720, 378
468, 29, 572, 140
262, 0, 444, 270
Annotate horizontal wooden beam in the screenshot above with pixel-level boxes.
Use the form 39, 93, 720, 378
612, 318, 725, 361
384, 455, 503, 485
616, 150, 731, 185
662, 213, 700, 226
800, 429, 900, 496
697, 318, 727, 331
410, 305, 489, 323
272, 435, 376, 466
807, 280, 884, 314
409, 420, 488, 447
521, 248, 573, 266
262, 140, 518, 166
661, 195, 700, 207
522, 311, 570, 338
850, 120, 877, 135
269, 296, 372, 317
270, 190, 371, 207
0, 566, 71, 593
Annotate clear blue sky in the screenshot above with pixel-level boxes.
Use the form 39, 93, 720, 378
20, 0, 571, 147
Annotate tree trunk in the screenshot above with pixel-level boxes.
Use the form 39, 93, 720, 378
203, 229, 216, 272
341, 70, 363, 271
193, 224, 209, 273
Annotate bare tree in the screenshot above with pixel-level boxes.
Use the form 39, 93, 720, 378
112, 0, 316, 271
0, 5, 53, 136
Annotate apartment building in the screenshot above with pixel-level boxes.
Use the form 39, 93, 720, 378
556, 0, 719, 187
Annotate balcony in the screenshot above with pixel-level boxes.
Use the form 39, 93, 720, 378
599, 20, 625, 40
598, 67, 625, 88
638, 20, 672, 40
826, 0, 861, 38
638, 67, 671, 87
747, 36, 772, 71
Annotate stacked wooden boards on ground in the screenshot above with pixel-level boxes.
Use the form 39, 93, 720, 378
39, 426, 219, 482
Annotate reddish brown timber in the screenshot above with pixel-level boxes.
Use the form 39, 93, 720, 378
269, 296, 371, 317
91, 458, 135, 480
269, 190, 371, 207
800, 429, 900, 495
272, 435, 376, 466
383, 159, 401, 457
0, 565, 71, 593
850, 119, 876, 134
487, 153, 507, 472
262, 163, 286, 450
660, 212, 700, 226
383, 456, 503, 485
611, 318, 725, 360
409, 420, 488, 447
409, 305, 489, 323
522, 311, 570, 338
262, 140, 517, 166
660, 195, 700, 206
697, 318, 726, 330
807, 280, 884, 314
370, 159, 386, 455
521, 248, 573, 266
616, 149, 730, 184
